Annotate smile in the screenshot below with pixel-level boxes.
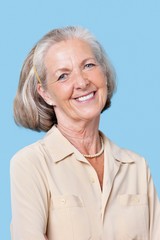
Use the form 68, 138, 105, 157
75, 92, 95, 102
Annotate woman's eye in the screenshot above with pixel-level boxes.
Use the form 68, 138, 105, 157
57, 73, 68, 81
84, 63, 95, 69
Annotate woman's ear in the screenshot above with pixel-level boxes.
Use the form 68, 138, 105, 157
37, 83, 53, 106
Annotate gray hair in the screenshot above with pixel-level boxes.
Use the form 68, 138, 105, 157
14, 26, 116, 132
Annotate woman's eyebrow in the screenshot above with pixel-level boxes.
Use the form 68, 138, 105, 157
79, 57, 97, 68
81, 57, 96, 64
53, 67, 70, 76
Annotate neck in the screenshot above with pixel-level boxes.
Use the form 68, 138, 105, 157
57, 117, 101, 156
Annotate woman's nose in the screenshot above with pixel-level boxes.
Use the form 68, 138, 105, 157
74, 70, 89, 89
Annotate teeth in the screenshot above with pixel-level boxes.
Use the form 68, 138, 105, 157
77, 92, 94, 102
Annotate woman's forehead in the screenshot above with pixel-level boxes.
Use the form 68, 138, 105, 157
44, 39, 95, 70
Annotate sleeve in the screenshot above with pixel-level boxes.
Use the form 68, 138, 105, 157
147, 165, 160, 240
10, 149, 50, 240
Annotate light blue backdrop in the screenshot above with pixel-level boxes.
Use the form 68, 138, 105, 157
1, 0, 160, 239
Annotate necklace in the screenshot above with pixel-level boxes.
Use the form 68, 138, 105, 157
83, 136, 104, 158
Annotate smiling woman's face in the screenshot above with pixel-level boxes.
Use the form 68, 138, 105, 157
38, 38, 108, 125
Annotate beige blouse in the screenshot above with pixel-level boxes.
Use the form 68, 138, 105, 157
10, 126, 160, 240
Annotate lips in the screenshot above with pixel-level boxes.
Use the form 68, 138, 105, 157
75, 92, 95, 102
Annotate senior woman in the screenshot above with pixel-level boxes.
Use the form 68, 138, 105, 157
11, 26, 159, 240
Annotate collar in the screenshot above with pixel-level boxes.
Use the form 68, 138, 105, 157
41, 125, 135, 164
101, 132, 135, 164
40, 126, 88, 163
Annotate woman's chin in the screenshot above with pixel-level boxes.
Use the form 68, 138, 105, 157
75, 109, 101, 122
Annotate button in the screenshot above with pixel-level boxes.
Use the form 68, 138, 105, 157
131, 196, 139, 204
90, 177, 95, 183
61, 198, 66, 204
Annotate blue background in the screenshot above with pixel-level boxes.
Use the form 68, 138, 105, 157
1, 0, 160, 239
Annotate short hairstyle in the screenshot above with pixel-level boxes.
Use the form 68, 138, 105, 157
14, 26, 116, 132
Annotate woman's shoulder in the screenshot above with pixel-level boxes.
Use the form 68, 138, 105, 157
10, 126, 64, 166
107, 138, 149, 177
111, 140, 145, 161
10, 140, 44, 169
101, 132, 147, 165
